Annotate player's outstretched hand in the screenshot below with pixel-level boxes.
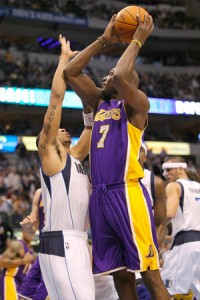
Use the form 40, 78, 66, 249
20, 215, 37, 232
59, 34, 79, 61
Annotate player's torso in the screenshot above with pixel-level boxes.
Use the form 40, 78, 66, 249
91, 100, 144, 186
172, 179, 200, 236
40, 154, 90, 232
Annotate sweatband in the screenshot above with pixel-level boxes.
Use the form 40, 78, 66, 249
162, 162, 187, 170
82, 112, 94, 127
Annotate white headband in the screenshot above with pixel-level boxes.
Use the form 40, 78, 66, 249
162, 162, 187, 170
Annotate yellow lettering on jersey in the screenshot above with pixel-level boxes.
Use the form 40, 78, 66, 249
95, 108, 121, 122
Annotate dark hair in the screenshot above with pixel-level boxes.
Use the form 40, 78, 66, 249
164, 156, 186, 163
186, 170, 200, 183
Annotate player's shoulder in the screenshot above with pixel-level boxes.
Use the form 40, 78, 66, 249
154, 175, 164, 186
166, 181, 181, 192
10, 239, 23, 251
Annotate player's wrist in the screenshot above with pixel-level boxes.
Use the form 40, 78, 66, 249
97, 36, 107, 47
82, 112, 94, 127
131, 39, 142, 48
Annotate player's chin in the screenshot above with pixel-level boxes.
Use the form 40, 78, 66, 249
65, 141, 71, 148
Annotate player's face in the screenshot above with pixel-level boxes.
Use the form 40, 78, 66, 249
58, 129, 71, 148
163, 168, 179, 183
101, 68, 116, 94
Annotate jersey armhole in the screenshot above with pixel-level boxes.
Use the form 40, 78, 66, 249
177, 182, 184, 212
150, 172, 155, 205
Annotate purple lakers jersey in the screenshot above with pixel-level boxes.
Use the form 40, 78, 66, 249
91, 100, 144, 186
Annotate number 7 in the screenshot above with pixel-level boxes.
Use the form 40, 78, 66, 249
97, 125, 110, 148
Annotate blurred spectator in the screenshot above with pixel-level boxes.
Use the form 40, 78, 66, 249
187, 159, 197, 172
0, 214, 14, 254
5, 167, 22, 192
0, 169, 7, 194
0, 194, 11, 215
15, 137, 29, 171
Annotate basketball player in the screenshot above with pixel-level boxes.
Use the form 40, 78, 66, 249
64, 14, 170, 300
18, 188, 48, 300
37, 35, 95, 300
161, 156, 200, 300
0, 231, 35, 300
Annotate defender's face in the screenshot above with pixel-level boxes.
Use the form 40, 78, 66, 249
58, 129, 71, 147
163, 167, 179, 183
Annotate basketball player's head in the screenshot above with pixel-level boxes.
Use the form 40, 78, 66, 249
139, 143, 148, 167
100, 68, 139, 102
36, 129, 71, 149
58, 129, 71, 148
162, 156, 187, 182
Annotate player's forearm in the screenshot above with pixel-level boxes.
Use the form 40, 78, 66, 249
114, 41, 140, 80
50, 59, 68, 100
22, 226, 37, 236
0, 257, 24, 268
65, 39, 104, 77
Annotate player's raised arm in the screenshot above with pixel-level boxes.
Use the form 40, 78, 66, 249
38, 35, 78, 157
20, 188, 42, 235
112, 14, 154, 129
64, 15, 120, 107
70, 103, 93, 162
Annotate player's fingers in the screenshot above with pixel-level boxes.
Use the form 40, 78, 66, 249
59, 34, 62, 43
136, 14, 141, 24
110, 14, 116, 22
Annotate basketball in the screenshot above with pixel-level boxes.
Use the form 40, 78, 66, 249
114, 6, 149, 43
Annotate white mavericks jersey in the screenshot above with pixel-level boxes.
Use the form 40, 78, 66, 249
140, 168, 155, 208
40, 154, 90, 232
171, 178, 200, 238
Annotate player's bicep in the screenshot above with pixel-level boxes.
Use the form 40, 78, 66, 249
113, 76, 149, 114
70, 127, 91, 161
67, 73, 100, 107
153, 177, 166, 226
41, 100, 63, 144
166, 183, 180, 220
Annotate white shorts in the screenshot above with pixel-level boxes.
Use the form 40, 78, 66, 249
161, 241, 200, 298
38, 230, 95, 300
94, 275, 118, 300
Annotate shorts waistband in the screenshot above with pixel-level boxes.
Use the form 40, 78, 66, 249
62, 230, 88, 240
171, 230, 200, 249
41, 230, 88, 240
39, 230, 88, 257
92, 182, 125, 192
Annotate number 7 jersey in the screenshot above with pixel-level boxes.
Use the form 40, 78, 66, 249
90, 99, 144, 186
